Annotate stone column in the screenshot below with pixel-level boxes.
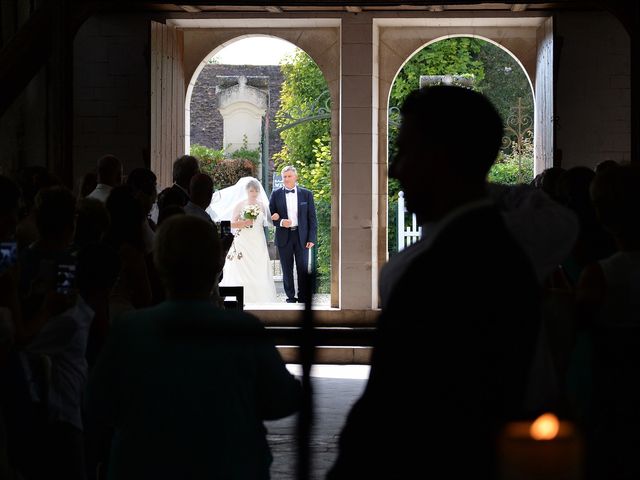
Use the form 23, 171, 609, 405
340, 14, 378, 309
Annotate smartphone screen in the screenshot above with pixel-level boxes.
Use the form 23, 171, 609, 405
0, 242, 18, 275
220, 220, 232, 237
56, 262, 77, 295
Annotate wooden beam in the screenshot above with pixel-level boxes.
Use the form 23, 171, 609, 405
0, 5, 51, 117
345, 6, 362, 13
176, 5, 202, 13
429, 5, 444, 12
511, 4, 529, 12
264, 6, 283, 13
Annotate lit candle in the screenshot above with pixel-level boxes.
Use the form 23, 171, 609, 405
499, 413, 584, 480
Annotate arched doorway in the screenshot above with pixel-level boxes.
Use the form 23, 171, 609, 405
387, 35, 535, 256
374, 16, 553, 296
150, 20, 341, 307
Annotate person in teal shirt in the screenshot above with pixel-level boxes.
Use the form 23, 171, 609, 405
87, 215, 301, 479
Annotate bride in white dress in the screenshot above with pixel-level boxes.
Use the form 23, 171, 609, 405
210, 177, 277, 304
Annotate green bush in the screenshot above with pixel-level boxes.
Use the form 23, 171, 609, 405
210, 159, 256, 190
190, 141, 260, 188
190, 144, 225, 176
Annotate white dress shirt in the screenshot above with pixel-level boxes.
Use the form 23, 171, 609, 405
86, 184, 113, 203
283, 187, 298, 227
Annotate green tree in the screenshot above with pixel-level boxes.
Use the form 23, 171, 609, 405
389, 37, 484, 109
475, 42, 533, 155
275, 50, 333, 293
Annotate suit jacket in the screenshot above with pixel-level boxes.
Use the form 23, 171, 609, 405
87, 300, 301, 479
269, 186, 317, 247
328, 204, 541, 479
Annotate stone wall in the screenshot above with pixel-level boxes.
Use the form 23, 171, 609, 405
189, 64, 284, 163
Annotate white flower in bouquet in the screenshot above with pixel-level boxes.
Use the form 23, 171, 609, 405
241, 204, 262, 227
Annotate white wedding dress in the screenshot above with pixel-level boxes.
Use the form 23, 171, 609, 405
219, 207, 278, 304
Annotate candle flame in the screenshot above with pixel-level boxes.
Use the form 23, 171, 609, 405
530, 413, 560, 440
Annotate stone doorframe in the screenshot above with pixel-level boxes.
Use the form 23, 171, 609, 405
372, 16, 551, 305
167, 18, 341, 307
160, 14, 552, 312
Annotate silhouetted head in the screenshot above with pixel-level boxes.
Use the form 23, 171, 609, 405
157, 186, 188, 211
595, 159, 619, 175
390, 86, 503, 222
157, 205, 185, 226
536, 167, 566, 202
105, 185, 146, 251
172, 155, 200, 191
556, 167, 596, 224
16, 166, 60, 213
97, 154, 123, 187
127, 168, 158, 214
189, 173, 214, 209
154, 215, 221, 299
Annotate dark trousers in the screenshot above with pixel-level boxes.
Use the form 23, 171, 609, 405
279, 230, 309, 302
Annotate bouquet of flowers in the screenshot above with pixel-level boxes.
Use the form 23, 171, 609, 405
241, 204, 262, 228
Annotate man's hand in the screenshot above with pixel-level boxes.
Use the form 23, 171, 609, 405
305, 242, 314, 249
271, 213, 280, 221
282, 219, 293, 228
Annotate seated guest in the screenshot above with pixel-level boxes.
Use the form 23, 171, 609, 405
87, 215, 301, 479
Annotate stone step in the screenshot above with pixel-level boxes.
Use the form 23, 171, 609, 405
277, 346, 372, 365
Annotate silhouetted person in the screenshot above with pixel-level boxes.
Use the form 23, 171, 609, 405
533, 166, 566, 203
328, 86, 540, 480
15, 167, 60, 251
104, 186, 151, 321
184, 173, 214, 223
169, 155, 200, 206
574, 164, 640, 479
594, 159, 619, 175
86, 155, 123, 203
87, 215, 301, 479
126, 168, 158, 253
78, 172, 98, 199
556, 167, 616, 285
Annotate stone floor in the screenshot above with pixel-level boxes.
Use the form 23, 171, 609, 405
265, 365, 370, 480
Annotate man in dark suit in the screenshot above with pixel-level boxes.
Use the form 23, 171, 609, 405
328, 87, 541, 479
269, 165, 317, 303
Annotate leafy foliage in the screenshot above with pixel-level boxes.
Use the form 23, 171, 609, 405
190, 142, 259, 188
388, 38, 535, 252
275, 50, 332, 293
488, 131, 534, 185
210, 159, 256, 190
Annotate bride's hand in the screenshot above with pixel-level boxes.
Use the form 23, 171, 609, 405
271, 213, 280, 221
243, 219, 254, 228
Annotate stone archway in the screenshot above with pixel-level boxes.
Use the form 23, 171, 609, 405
373, 16, 553, 301
166, 20, 342, 307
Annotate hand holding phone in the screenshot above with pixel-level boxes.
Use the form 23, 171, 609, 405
220, 220, 232, 238
0, 242, 18, 275
56, 262, 77, 295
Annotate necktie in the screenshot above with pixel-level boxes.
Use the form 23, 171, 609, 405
285, 188, 295, 194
